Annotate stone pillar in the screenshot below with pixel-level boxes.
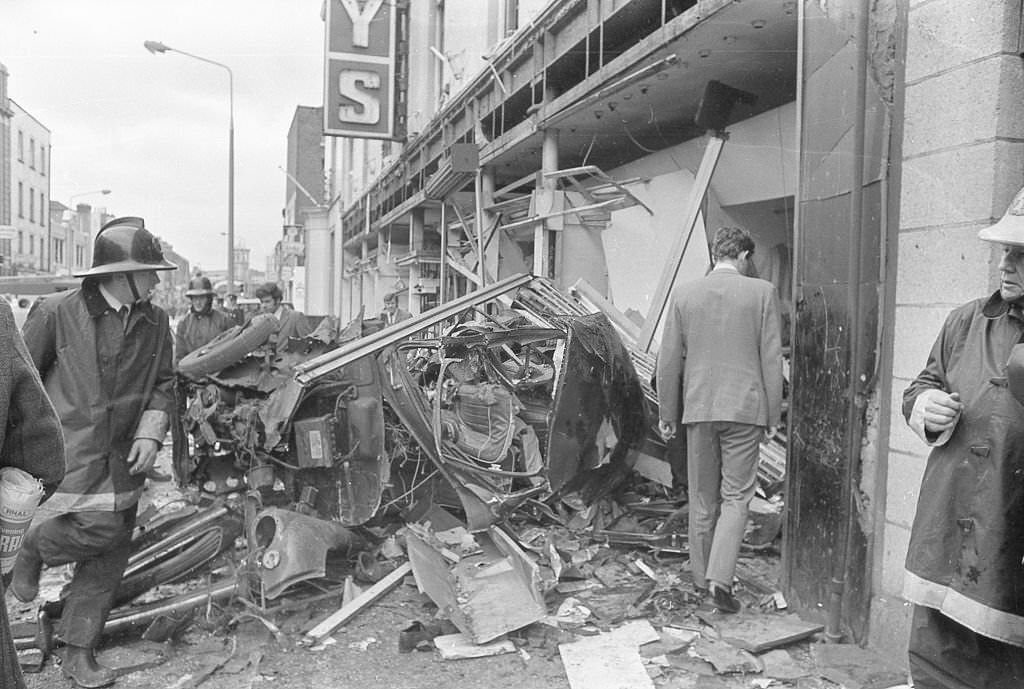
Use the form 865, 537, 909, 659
303, 207, 331, 317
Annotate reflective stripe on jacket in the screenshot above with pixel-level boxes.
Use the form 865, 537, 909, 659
902, 292, 1024, 646
22, 282, 174, 513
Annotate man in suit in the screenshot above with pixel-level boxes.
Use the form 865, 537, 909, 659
656, 225, 783, 613
254, 281, 312, 350
380, 291, 411, 326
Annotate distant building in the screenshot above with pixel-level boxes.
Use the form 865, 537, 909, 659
273, 105, 325, 310
7, 96, 50, 275
48, 200, 111, 276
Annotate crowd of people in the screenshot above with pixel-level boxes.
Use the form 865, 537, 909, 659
0, 204, 1022, 688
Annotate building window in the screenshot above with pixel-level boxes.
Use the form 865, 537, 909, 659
29, 187, 35, 223
29, 235, 35, 256
40, 193, 46, 225
40, 148, 46, 176
18, 232, 23, 254
17, 131, 23, 162
29, 138, 35, 170
17, 182, 23, 218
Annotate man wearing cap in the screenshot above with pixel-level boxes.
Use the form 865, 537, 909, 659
902, 188, 1024, 687
174, 275, 235, 365
10, 217, 176, 688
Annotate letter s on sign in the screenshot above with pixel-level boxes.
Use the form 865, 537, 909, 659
338, 70, 381, 125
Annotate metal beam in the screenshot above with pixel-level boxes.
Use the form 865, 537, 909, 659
637, 133, 726, 351
294, 273, 533, 384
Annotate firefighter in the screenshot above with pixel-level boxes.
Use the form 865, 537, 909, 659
174, 276, 235, 364
902, 187, 1024, 687
11, 217, 176, 688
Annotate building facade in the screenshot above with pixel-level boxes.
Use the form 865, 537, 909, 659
273, 105, 326, 309
8, 98, 50, 274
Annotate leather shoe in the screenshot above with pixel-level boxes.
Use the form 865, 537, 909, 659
59, 645, 117, 688
710, 583, 741, 614
9, 543, 43, 603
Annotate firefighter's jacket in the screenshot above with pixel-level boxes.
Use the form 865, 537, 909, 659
174, 306, 235, 364
902, 291, 1024, 646
22, 281, 174, 513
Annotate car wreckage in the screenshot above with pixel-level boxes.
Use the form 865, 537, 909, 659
170, 273, 647, 601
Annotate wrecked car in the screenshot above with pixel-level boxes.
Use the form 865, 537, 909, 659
172, 274, 646, 599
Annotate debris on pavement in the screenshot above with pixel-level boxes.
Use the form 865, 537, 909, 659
11, 274, 888, 689
434, 632, 516, 660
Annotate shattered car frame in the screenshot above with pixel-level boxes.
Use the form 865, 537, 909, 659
174, 274, 646, 599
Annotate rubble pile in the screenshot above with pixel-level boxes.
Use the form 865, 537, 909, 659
12, 275, 895, 689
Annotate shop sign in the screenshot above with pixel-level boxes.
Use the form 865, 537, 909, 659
324, 0, 399, 140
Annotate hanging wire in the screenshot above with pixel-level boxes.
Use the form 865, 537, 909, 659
622, 122, 659, 154
581, 133, 597, 166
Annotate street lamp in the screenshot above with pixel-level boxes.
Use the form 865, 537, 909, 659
144, 39, 235, 294
68, 188, 111, 207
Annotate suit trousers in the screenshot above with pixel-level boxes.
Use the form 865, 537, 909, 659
23, 508, 136, 648
685, 421, 761, 589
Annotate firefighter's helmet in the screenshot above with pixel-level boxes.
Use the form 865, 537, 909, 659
185, 276, 216, 297
979, 186, 1024, 246
75, 217, 177, 278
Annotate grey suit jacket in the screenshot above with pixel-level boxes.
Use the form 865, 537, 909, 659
656, 266, 783, 427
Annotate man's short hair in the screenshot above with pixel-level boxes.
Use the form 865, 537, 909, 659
711, 226, 756, 261
254, 282, 282, 302
383, 292, 398, 304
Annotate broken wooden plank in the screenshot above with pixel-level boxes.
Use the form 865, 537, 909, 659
301, 562, 412, 644
714, 612, 823, 654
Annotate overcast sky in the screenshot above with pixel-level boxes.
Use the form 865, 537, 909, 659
1, 0, 326, 274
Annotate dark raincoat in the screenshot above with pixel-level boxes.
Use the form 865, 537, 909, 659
903, 291, 1024, 646
174, 306, 235, 363
0, 299, 65, 688
21, 281, 174, 514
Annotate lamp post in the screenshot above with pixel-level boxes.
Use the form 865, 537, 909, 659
59, 189, 111, 273
144, 40, 235, 295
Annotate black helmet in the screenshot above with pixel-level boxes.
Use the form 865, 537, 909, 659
185, 276, 215, 297
75, 217, 177, 278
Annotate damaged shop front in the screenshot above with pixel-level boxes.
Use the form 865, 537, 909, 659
320, 0, 902, 653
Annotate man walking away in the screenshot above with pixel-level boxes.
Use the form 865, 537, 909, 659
656, 225, 783, 614
11, 216, 177, 688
